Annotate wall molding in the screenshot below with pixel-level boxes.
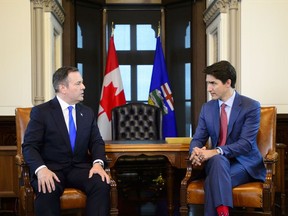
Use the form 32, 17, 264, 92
30, 0, 65, 105
204, 0, 241, 92
204, 0, 230, 26
44, 0, 65, 25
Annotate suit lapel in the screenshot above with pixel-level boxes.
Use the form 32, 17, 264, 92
50, 98, 72, 151
213, 101, 221, 144
74, 104, 85, 152
228, 93, 242, 137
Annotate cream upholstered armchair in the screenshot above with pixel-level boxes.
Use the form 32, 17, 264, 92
15, 107, 118, 216
180, 106, 279, 216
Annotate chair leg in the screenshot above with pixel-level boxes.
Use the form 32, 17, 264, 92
186, 204, 204, 216
179, 203, 188, 216
281, 192, 286, 216
167, 163, 174, 216
110, 177, 118, 216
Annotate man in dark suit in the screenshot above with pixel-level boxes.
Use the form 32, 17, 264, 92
22, 66, 110, 216
189, 61, 266, 216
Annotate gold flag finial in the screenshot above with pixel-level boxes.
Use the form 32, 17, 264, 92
111, 22, 114, 37
157, 21, 160, 37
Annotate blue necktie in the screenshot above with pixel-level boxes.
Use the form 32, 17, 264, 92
68, 106, 76, 151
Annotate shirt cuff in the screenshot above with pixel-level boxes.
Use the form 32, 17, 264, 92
216, 147, 224, 155
35, 165, 47, 175
93, 159, 104, 168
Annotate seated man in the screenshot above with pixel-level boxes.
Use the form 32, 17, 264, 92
189, 61, 266, 216
22, 66, 110, 216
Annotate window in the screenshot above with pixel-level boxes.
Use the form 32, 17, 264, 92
75, 2, 193, 137
114, 24, 154, 101
107, 9, 160, 102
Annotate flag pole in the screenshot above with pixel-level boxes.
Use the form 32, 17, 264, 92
158, 21, 160, 37
111, 21, 114, 37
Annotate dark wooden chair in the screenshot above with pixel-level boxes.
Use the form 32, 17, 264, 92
111, 103, 163, 141
111, 103, 169, 207
15, 107, 118, 216
180, 106, 279, 216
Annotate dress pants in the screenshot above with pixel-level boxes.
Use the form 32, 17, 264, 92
203, 155, 253, 216
31, 166, 110, 216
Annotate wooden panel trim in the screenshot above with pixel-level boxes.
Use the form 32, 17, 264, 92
0, 116, 16, 147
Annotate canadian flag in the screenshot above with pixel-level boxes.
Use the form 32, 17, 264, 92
97, 36, 126, 140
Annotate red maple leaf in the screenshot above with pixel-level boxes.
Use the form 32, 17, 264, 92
100, 82, 126, 121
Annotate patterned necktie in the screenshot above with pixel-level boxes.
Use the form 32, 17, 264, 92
219, 103, 228, 146
68, 106, 76, 151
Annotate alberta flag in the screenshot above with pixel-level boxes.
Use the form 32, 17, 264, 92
148, 36, 177, 138
97, 36, 126, 140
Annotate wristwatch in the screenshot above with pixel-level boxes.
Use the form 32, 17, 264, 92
216, 147, 222, 155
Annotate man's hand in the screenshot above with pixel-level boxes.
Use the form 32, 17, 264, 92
89, 163, 110, 184
189, 147, 219, 166
36, 167, 60, 193
189, 146, 206, 166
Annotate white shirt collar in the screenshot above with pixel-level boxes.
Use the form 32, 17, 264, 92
56, 95, 75, 110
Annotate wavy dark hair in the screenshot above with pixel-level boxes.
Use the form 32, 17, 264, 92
203, 61, 236, 88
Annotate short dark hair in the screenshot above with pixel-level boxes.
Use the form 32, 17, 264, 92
52, 66, 79, 93
203, 61, 237, 88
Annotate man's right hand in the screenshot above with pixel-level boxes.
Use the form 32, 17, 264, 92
189, 146, 207, 166
36, 167, 60, 193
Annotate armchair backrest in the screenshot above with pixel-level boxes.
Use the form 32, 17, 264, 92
257, 106, 277, 157
111, 103, 162, 140
15, 107, 32, 155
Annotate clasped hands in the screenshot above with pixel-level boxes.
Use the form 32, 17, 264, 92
189, 146, 207, 166
189, 146, 219, 166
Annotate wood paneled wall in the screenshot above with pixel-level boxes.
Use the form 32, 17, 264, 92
0, 116, 18, 212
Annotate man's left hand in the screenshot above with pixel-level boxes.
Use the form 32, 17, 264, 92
89, 163, 110, 184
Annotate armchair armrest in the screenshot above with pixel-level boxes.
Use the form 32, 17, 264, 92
15, 153, 25, 166
264, 151, 278, 162
181, 159, 193, 185
15, 153, 34, 215
106, 156, 118, 216
179, 158, 192, 213
180, 157, 205, 213
15, 153, 32, 186
263, 151, 278, 190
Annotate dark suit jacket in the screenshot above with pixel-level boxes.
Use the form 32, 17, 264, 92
22, 97, 106, 179
190, 92, 266, 182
